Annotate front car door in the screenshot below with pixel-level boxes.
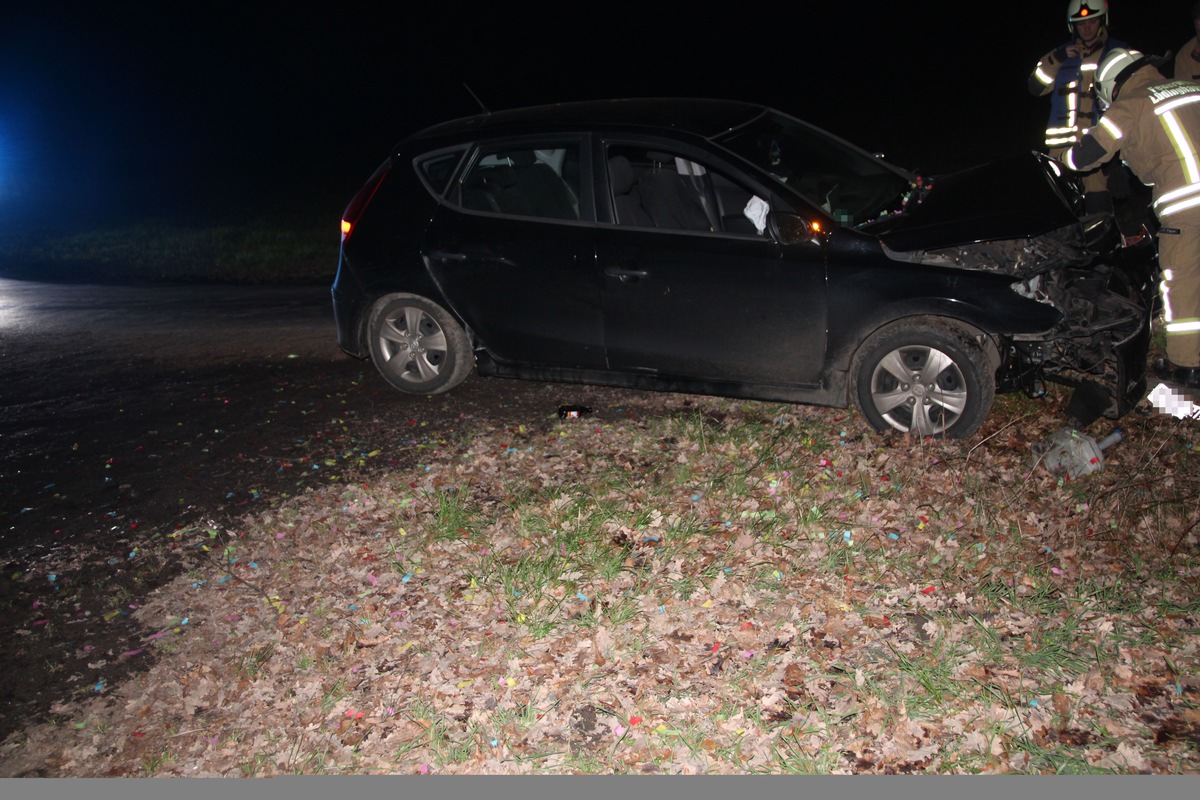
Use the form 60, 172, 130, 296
597, 141, 828, 389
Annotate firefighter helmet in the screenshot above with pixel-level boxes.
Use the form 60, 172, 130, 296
1095, 48, 1146, 109
1068, 0, 1109, 28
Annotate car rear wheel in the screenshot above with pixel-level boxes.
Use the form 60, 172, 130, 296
852, 319, 994, 439
366, 293, 473, 395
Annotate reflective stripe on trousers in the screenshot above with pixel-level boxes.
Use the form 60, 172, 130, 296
1157, 225, 1200, 368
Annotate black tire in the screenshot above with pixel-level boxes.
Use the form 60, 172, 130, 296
366, 293, 473, 395
851, 319, 994, 439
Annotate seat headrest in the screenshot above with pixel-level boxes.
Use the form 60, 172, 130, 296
608, 156, 635, 194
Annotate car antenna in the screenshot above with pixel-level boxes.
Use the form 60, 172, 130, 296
463, 83, 490, 114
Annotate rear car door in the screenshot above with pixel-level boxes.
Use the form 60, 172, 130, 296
422, 138, 605, 368
597, 142, 828, 387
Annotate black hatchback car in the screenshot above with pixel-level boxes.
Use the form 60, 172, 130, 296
332, 98, 1155, 438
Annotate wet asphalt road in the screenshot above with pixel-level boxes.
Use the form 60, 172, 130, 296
0, 277, 598, 564
0, 278, 347, 559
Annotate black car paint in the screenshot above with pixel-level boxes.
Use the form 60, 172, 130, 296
332, 99, 1154, 432
424, 205, 604, 368
868, 153, 1084, 252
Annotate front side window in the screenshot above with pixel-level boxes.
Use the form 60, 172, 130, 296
605, 144, 765, 235
457, 144, 581, 221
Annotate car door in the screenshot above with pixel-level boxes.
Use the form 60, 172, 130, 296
421, 139, 606, 368
597, 143, 828, 387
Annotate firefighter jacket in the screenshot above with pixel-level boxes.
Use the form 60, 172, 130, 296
1176, 35, 1200, 81
1030, 31, 1127, 148
1065, 66, 1200, 223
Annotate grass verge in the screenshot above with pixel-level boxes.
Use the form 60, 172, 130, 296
0, 214, 336, 284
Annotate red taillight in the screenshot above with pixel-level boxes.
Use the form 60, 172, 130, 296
340, 160, 391, 242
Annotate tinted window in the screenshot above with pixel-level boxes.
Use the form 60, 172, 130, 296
416, 150, 465, 196
456, 144, 581, 221
605, 144, 764, 235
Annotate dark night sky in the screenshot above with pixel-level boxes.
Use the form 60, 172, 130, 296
0, 1, 1186, 232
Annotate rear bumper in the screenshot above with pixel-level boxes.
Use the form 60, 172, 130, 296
331, 252, 367, 359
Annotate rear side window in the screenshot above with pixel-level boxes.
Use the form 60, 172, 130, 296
456, 144, 581, 221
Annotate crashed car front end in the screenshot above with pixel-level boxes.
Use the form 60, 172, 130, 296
1007, 233, 1153, 414
904, 230, 1154, 421
868, 153, 1156, 424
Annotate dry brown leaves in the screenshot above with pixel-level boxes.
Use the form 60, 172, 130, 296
1, 389, 1197, 775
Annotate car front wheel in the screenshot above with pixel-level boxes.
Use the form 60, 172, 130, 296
366, 293, 473, 395
852, 319, 994, 439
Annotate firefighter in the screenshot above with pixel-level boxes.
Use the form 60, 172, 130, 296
1174, 1, 1200, 80
1065, 49, 1200, 389
1030, 1, 1128, 214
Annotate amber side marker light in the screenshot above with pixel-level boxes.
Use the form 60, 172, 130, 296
341, 219, 353, 238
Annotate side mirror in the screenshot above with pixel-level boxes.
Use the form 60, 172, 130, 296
769, 212, 826, 246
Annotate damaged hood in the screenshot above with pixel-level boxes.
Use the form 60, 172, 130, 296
866, 153, 1083, 253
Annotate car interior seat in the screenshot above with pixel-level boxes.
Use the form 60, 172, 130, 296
502, 151, 578, 220
608, 155, 654, 226
639, 155, 714, 231
461, 170, 502, 213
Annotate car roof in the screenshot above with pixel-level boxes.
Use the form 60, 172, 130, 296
407, 98, 770, 144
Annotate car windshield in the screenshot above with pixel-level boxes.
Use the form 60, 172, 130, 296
716, 110, 914, 227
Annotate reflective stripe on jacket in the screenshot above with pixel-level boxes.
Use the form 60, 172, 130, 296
1065, 67, 1200, 221
1031, 34, 1126, 147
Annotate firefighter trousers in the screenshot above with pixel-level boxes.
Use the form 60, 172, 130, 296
1157, 223, 1200, 369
